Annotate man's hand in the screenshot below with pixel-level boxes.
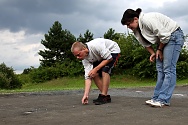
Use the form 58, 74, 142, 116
82, 95, 89, 104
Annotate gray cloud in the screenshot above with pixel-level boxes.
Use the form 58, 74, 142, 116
1, 0, 187, 36
0, 0, 188, 73
0, 0, 71, 32
0, 0, 128, 36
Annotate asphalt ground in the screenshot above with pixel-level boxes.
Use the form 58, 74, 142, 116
0, 85, 188, 125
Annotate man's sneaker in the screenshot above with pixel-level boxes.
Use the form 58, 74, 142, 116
145, 99, 154, 105
94, 94, 111, 105
93, 94, 111, 103
150, 101, 164, 108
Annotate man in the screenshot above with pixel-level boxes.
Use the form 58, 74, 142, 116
71, 38, 120, 105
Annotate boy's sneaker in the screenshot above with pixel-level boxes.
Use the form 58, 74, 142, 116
94, 94, 111, 105
93, 94, 111, 103
145, 99, 154, 105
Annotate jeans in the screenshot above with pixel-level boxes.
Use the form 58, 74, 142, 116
152, 28, 184, 104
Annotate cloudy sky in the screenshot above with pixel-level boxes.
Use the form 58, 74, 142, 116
0, 0, 188, 74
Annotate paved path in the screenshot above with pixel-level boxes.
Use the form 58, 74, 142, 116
0, 85, 188, 125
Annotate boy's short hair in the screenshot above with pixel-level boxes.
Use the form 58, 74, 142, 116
71, 42, 86, 52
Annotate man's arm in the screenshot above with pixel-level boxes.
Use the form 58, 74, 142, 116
88, 58, 113, 78
82, 78, 92, 104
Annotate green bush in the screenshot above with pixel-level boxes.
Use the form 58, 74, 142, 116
30, 67, 60, 83
58, 60, 84, 76
30, 60, 83, 83
177, 61, 188, 79
115, 34, 140, 70
0, 63, 22, 89
176, 47, 188, 79
114, 34, 188, 79
17, 74, 32, 84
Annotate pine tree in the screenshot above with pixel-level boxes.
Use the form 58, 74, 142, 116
77, 29, 93, 43
38, 21, 76, 67
104, 28, 120, 40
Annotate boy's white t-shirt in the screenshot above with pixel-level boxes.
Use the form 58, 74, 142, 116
82, 38, 120, 79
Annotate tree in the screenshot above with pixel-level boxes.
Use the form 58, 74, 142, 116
22, 66, 34, 74
38, 21, 76, 67
104, 28, 120, 40
77, 29, 93, 43
0, 63, 22, 89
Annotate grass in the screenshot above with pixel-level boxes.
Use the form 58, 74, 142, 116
0, 75, 188, 93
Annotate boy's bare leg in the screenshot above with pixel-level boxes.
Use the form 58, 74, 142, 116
101, 72, 110, 96
93, 74, 103, 92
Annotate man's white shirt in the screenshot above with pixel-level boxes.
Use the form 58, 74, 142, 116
82, 38, 120, 79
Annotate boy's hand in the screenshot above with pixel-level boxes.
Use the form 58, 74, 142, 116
82, 95, 89, 104
88, 69, 97, 78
